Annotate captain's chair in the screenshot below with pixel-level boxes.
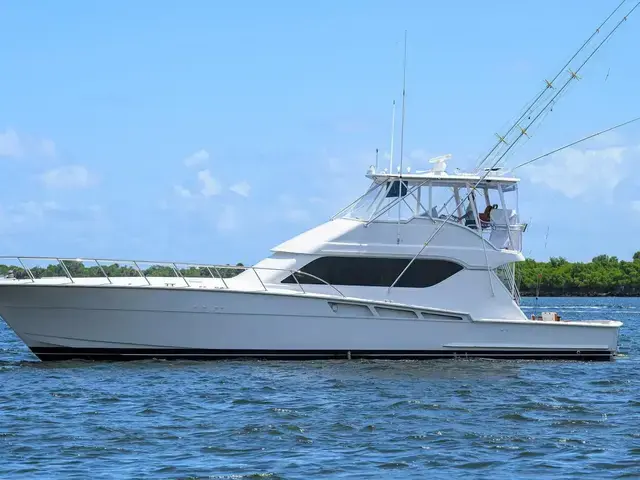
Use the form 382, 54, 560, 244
479, 204, 496, 228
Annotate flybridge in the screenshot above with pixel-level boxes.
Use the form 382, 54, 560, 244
365, 169, 520, 192
368, 152, 519, 190
335, 154, 524, 254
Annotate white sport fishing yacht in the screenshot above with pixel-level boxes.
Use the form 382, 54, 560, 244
0, 2, 634, 361
0, 159, 623, 361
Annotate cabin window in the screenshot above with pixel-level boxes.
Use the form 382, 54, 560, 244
281, 257, 463, 287
385, 180, 409, 198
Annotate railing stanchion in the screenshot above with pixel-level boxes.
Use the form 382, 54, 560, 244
291, 270, 306, 294
17, 257, 35, 283
133, 261, 151, 286
173, 263, 190, 287
213, 267, 229, 289
95, 259, 112, 284
59, 259, 75, 284
252, 267, 267, 291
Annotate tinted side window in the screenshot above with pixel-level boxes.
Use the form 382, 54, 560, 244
282, 257, 462, 287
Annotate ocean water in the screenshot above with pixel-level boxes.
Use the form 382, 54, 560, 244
0, 297, 638, 479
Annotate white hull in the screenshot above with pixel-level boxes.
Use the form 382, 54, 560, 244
0, 283, 621, 361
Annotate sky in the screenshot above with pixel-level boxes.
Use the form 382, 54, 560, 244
0, 0, 639, 266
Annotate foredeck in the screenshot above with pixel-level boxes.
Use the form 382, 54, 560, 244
0, 256, 346, 297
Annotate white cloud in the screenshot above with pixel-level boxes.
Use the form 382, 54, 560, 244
524, 146, 629, 199
197, 169, 221, 197
174, 185, 193, 198
183, 149, 209, 167
0, 129, 56, 159
217, 205, 237, 231
40, 165, 96, 189
229, 181, 251, 197
0, 129, 24, 158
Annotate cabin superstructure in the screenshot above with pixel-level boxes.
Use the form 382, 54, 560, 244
247, 157, 527, 321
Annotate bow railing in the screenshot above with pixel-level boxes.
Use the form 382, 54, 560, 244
0, 256, 345, 298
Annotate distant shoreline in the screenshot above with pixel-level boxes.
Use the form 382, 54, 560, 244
517, 254, 640, 298
2, 254, 639, 298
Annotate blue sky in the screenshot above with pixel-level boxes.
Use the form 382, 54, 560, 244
0, 0, 639, 265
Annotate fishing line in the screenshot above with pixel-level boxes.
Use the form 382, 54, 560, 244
512, 116, 640, 171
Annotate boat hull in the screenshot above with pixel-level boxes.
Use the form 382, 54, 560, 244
0, 284, 621, 362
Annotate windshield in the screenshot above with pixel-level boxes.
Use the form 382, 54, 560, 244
337, 178, 519, 224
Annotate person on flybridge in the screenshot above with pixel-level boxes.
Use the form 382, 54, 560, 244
457, 192, 495, 229
479, 204, 495, 225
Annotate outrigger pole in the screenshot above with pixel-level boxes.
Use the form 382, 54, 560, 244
397, 30, 408, 244
389, 2, 639, 293
474, 0, 634, 173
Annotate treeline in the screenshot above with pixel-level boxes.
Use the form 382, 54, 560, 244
0, 261, 246, 280
518, 253, 640, 297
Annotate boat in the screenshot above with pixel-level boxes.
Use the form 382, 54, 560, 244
0, 160, 623, 361
0, 3, 634, 362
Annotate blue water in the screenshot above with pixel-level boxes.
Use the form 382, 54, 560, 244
1, 297, 639, 479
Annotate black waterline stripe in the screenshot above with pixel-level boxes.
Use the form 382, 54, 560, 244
30, 348, 615, 362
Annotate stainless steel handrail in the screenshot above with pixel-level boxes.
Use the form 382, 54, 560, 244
0, 256, 346, 298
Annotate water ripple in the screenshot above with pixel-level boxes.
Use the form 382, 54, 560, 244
0, 297, 639, 479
